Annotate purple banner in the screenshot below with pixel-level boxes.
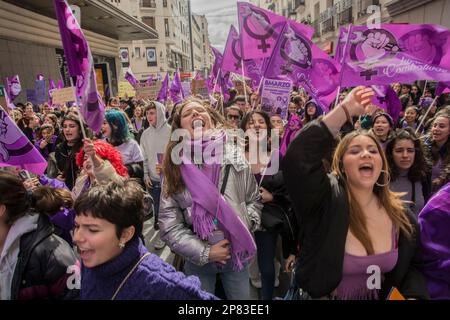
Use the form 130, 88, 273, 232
0, 109, 47, 174
337, 24, 450, 87
125, 68, 140, 88
264, 21, 341, 113
170, 71, 184, 105
435, 81, 450, 96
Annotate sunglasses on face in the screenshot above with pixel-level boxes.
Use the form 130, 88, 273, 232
227, 115, 241, 120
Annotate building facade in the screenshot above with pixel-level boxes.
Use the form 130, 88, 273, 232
0, 0, 157, 101
116, 0, 212, 81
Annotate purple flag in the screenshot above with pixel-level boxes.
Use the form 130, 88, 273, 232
264, 21, 341, 113
371, 85, 402, 123
194, 72, 204, 80
53, 0, 105, 133
435, 81, 450, 96
280, 113, 302, 157
170, 71, 184, 105
5, 75, 21, 101
418, 182, 450, 299
237, 1, 313, 60
146, 74, 154, 85
0, 109, 47, 175
58, 79, 64, 89
157, 73, 169, 103
125, 68, 140, 88
222, 25, 242, 75
48, 78, 57, 106
211, 46, 224, 77
337, 24, 450, 87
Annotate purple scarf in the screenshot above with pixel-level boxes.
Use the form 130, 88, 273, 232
180, 131, 256, 271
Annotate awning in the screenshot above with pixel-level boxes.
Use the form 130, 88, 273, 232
3, 0, 158, 40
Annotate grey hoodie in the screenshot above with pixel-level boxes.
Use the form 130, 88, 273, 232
140, 101, 171, 182
0, 214, 38, 300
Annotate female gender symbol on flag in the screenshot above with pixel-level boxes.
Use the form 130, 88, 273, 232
231, 36, 243, 71
241, 5, 274, 55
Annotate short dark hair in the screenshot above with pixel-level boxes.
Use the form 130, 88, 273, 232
74, 179, 145, 240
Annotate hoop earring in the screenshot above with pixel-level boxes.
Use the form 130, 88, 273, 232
375, 169, 391, 187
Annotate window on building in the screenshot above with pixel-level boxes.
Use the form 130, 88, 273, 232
141, 0, 156, 8
134, 47, 141, 59
142, 16, 155, 29
164, 18, 170, 37
163, 0, 167, 7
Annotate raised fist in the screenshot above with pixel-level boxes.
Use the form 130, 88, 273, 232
361, 32, 390, 62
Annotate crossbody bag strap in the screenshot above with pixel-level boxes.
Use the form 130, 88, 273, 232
111, 252, 151, 300
220, 164, 231, 195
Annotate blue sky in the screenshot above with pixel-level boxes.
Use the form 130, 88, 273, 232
191, 0, 238, 52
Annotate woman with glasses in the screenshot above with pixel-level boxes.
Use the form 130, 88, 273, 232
385, 128, 432, 216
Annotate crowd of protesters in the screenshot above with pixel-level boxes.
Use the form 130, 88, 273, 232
0, 78, 449, 301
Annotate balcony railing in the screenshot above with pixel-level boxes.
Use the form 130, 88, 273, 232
322, 17, 335, 35
338, 6, 353, 26
312, 20, 320, 38
140, 0, 156, 8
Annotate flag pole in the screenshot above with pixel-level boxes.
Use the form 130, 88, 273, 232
415, 95, 438, 135
69, 77, 88, 140
252, 76, 264, 110
241, 61, 248, 105
212, 68, 221, 95
335, 24, 353, 110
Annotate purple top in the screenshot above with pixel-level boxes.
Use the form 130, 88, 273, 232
333, 227, 399, 300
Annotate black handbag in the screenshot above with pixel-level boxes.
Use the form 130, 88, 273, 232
261, 203, 295, 240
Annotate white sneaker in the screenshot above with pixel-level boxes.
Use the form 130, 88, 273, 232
154, 238, 166, 250
250, 278, 262, 289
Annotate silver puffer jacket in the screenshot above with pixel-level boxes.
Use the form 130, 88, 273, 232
159, 141, 262, 267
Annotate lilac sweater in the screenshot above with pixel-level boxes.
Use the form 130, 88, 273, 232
80, 238, 217, 300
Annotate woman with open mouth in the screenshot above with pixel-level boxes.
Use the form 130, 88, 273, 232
159, 98, 262, 300
283, 86, 429, 300
73, 179, 216, 300
370, 112, 395, 150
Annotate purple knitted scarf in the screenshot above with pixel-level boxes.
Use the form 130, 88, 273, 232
180, 130, 256, 271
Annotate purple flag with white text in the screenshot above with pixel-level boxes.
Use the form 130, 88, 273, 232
53, 0, 105, 132
264, 21, 341, 113
337, 24, 450, 87
0, 108, 47, 174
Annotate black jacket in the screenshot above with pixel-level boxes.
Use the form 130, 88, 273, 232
282, 120, 429, 299
260, 170, 298, 258
55, 141, 81, 190
11, 213, 79, 300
